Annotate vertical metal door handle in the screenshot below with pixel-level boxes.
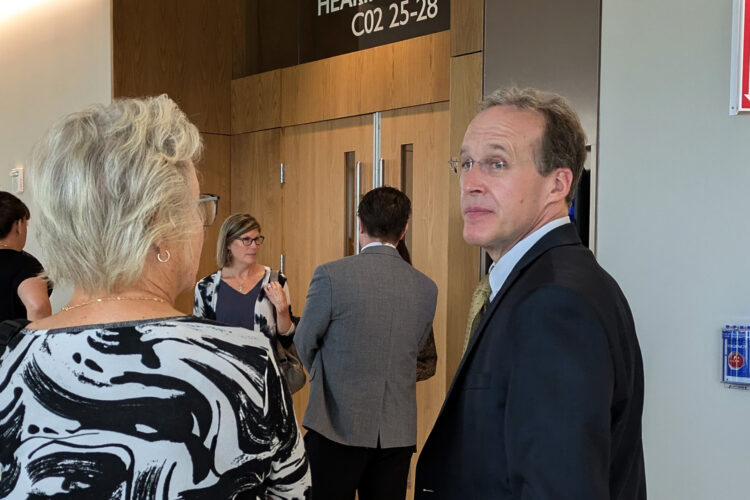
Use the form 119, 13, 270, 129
372, 112, 381, 187
355, 160, 362, 254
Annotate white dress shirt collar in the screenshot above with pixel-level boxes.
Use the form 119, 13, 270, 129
361, 241, 397, 251
488, 216, 570, 301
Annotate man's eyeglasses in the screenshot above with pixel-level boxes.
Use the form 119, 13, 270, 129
237, 235, 265, 246
197, 193, 220, 227
449, 158, 510, 177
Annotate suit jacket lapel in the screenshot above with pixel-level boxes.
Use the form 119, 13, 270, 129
443, 224, 583, 403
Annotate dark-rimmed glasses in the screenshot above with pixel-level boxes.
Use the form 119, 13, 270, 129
197, 193, 220, 227
237, 235, 264, 246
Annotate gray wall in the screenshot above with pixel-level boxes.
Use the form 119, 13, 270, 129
599, 1, 749, 498
484, 0, 601, 247
0, 0, 111, 310
483, 0, 600, 144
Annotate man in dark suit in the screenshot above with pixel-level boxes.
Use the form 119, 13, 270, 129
296, 186, 438, 500
415, 88, 646, 499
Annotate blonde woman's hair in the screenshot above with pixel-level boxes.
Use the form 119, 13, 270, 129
216, 213, 261, 268
30, 95, 203, 294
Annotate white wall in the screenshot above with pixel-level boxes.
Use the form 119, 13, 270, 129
599, 1, 750, 497
0, 0, 111, 310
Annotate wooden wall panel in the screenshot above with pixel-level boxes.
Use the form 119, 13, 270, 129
231, 71, 282, 134
232, 0, 249, 79
113, 0, 232, 135
449, 53, 484, 166
279, 31, 450, 128
451, 0, 484, 56
445, 52, 483, 383
390, 34, 450, 111
232, 0, 298, 78
281, 115, 373, 313
174, 133, 232, 313
381, 103, 450, 498
230, 129, 283, 273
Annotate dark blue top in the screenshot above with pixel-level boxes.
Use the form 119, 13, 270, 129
216, 279, 262, 330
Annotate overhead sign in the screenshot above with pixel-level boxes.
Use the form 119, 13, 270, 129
300, 0, 449, 64
730, 0, 750, 114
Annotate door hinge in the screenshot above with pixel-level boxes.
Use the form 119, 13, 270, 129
280, 162, 285, 185
280, 253, 285, 274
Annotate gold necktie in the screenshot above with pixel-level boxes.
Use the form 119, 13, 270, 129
462, 274, 492, 354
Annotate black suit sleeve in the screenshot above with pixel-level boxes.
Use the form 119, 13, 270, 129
505, 284, 613, 500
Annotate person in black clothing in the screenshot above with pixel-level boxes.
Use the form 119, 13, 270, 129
0, 191, 51, 321
415, 87, 645, 499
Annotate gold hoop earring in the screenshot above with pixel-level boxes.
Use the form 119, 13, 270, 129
157, 249, 171, 263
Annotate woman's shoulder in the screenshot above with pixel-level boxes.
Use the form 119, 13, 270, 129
10, 317, 276, 384
176, 316, 274, 349
197, 269, 221, 285
0, 249, 40, 271
22, 316, 273, 351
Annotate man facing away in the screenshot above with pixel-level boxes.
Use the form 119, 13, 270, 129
295, 186, 438, 500
415, 88, 646, 499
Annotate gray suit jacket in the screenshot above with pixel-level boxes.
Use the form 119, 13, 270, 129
295, 245, 438, 448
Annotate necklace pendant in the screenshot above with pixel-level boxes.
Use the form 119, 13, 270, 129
239, 284, 243, 292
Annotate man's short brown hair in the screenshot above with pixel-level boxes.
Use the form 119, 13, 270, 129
357, 187, 411, 243
480, 87, 587, 205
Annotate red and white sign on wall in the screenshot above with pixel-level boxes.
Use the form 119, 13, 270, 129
731, 0, 750, 114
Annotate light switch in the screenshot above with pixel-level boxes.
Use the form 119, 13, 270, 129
10, 166, 23, 193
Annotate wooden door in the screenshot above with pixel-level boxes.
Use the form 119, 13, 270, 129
277, 105, 449, 500
230, 129, 283, 270
381, 102, 450, 497
281, 114, 373, 418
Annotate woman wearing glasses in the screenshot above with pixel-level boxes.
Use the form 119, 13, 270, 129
193, 214, 298, 379
0, 96, 310, 499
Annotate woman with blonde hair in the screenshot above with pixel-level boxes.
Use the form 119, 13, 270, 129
194, 214, 304, 393
0, 95, 310, 499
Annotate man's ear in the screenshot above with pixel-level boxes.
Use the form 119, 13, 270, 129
549, 167, 573, 202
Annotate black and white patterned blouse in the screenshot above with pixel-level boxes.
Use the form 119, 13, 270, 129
194, 267, 294, 342
0, 316, 311, 499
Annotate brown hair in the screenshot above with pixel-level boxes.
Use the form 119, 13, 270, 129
480, 87, 587, 205
216, 213, 262, 267
0, 191, 30, 239
357, 187, 411, 243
